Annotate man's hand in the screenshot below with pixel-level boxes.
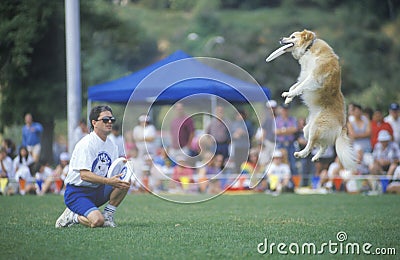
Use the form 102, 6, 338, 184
106, 174, 130, 190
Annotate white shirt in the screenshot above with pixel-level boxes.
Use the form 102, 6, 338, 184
384, 115, 400, 144
267, 162, 291, 181
15, 165, 35, 183
133, 124, 157, 156
1, 156, 14, 179
13, 155, 34, 173
65, 132, 118, 188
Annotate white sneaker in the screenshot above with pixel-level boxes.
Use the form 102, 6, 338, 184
103, 213, 117, 228
55, 207, 76, 228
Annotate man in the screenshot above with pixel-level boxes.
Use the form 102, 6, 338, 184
231, 109, 254, 173
206, 106, 231, 161
55, 105, 130, 228
22, 113, 43, 162
370, 109, 393, 149
275, 103, 298, 175
369, 130, 400, 176
384, 103, 400, 146
169, 102, 195, 160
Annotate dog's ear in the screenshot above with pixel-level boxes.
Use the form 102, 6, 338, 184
301, 30, 316, 41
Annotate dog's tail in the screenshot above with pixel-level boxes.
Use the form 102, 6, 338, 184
335, 127, 357, 171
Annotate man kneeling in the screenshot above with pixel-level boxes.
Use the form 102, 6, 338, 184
55, 105, 130, 228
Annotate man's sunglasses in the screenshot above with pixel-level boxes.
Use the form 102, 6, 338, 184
96, 116, 116, 123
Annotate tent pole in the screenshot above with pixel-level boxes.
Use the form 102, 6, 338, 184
87, 99, 92, 130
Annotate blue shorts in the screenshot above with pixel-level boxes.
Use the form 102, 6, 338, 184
64, 184, 113, 217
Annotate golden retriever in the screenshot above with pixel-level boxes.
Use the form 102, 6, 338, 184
266, 29, 356, 170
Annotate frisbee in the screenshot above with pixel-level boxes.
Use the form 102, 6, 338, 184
107, 157, 133, 182
265, 43, 294, 62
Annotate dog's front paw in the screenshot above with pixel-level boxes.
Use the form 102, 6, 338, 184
284, 97, 293, 104
281, 92, 290, 98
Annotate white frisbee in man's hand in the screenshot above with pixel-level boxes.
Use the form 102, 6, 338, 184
107, 158, 133, 182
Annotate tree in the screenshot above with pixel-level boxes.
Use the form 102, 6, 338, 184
0, 0, 158, 163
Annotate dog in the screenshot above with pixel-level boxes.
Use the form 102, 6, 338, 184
266, 29, 356, 170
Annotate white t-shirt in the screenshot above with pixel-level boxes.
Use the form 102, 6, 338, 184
65, 132, 118, 188
13, 155, 34, 173
15, 165, 35, 183
267, 162, 291, 181
384, 115, 400, 144
133, 124, 157, 156
1, 156, 14, 179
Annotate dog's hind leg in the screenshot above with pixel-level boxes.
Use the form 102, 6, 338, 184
311, 145, 327, 162
294, 138, 314, 159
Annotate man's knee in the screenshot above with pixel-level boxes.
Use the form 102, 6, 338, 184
87, 211, 105, 228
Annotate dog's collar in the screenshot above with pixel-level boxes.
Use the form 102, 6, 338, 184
305, 39, 315, 53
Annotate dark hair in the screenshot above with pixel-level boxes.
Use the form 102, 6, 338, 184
18, 146, 29, 164
353, 104, 362, 110
89, 105, 113, 130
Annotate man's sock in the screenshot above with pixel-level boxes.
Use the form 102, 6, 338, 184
73, 214, 79, 224
104, 204, 117, 216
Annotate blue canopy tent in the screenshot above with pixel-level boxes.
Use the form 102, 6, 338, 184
87, 50, 270, 106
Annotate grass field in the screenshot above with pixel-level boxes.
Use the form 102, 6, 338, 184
1, 193, 399, 259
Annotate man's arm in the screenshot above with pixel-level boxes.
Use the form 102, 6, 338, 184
80, 170, 130, 189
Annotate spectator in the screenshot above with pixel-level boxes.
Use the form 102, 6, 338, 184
369, 130, 400, 176
72, 118, 89, 150
384, 103, 400, 146
312, 145, 336, 177
133, 114, 157, 159
169, 102, 195, 160
275, 103, 298, 175
13, 146, 34, 173
35, 160, 53, 195
2, 138, 16, 159
265, 149, 293, 194
231, 109, 253, 174
205, 106, 231, 162
260, 100, 277, 146
354, 145, 371, 175
240, 148, 260, 175
347, 104, 371, 153
0, 147, 14, 195
295, 117, 315, 186
171, 155, 194, 191
41, 152, 69, 195
197, 152, 223, 194
14, 161, 41, 195
319, 156, 352, 191
370, 109, 393, 150
0, 147, 14, 179
22, 113, 43, 162
109, 124, 125, 157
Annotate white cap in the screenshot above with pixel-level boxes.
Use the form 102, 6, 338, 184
139, 115, 151, 122
272, 150, 283, 158
266, 100, 277, 108
377, 130, 391, 142
59, 152, 70, 161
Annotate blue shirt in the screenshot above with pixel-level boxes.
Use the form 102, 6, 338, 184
22, 122, 43, 146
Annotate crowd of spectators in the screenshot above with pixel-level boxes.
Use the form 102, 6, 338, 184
1, 101, 400, 196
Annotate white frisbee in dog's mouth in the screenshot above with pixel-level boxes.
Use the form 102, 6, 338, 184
265, 43, 294, 62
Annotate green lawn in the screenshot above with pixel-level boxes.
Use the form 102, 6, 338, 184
0, 193, 399, 259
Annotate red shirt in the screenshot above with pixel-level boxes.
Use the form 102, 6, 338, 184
370, 120, 393, 149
